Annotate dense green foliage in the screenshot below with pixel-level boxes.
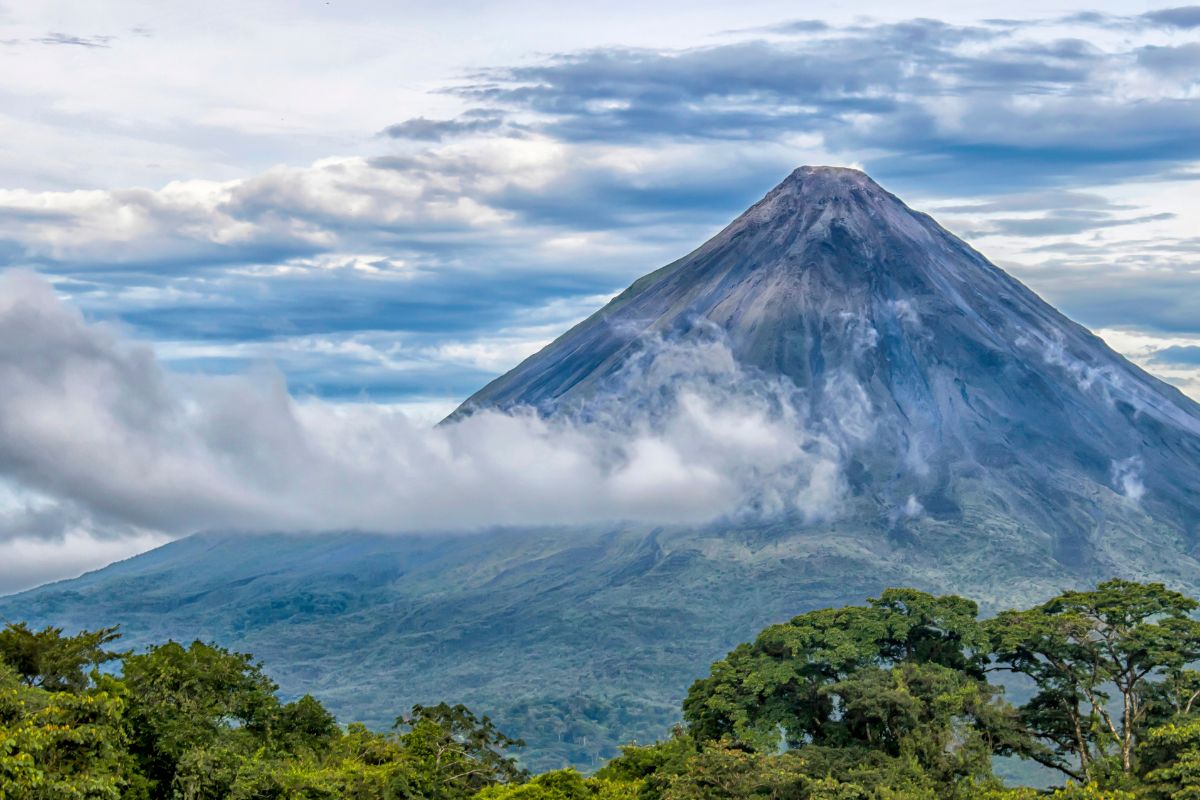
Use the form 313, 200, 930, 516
0, 632, 525, 799
990, 580, 1200, 784
3, 580, 1200, 798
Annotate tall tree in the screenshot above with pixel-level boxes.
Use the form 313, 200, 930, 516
121, 640, 280, 794
681, 588, 1037, 794
683, 589, 996, 750
0, 623, 122, 692
0, 677, 133, 799
989, 579, 1200, 781
395, 702, 527, 799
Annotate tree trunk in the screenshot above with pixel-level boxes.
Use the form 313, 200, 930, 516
1121, 690, 1133, 773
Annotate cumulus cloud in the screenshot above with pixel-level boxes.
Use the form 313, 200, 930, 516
0, 156, 521, 273
0, 481, 169, 594
0, 136, 804, 408
0, 528, 168, 595
0, 139, 786, 278
0, 271, 845, 592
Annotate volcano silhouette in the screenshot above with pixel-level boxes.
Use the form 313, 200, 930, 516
6, 167, 1200, 770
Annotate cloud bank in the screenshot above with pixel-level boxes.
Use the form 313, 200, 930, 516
0, 271, 844, 592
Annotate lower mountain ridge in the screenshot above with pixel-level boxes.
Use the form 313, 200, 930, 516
4, 167, 1200, 770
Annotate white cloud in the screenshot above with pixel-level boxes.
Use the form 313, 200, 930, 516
434, 339, 549, 372
0, 135, 792, 279
0, 271, 845, 591
0, 155, 520, 270
902, 495, 923, 518
0, 529, 169, 596
1111, 456, 1146, 502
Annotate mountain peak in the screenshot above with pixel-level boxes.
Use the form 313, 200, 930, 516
728, 164, 911, 238
783, 165, 877, 191
773, 166, 893, 206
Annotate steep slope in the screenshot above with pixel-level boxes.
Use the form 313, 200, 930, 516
4, 167, 1200, 771
454, 167, 1200, 565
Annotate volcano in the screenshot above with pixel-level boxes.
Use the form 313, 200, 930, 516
5, 167, 1200, 769
454, 166, 1200, 565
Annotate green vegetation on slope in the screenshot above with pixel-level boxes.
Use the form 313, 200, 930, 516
4, 579, 1200, 798
8, 520, 1180, 774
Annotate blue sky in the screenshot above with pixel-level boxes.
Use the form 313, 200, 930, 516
0, 0, 1199, 590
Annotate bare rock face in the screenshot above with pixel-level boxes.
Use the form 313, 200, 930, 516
453, 166, 1200, 571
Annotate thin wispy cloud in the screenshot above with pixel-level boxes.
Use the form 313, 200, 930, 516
381, 112, 507, 142
33, 31, 113, 47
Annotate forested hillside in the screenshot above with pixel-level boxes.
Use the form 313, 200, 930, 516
4, 580, 1200, 799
